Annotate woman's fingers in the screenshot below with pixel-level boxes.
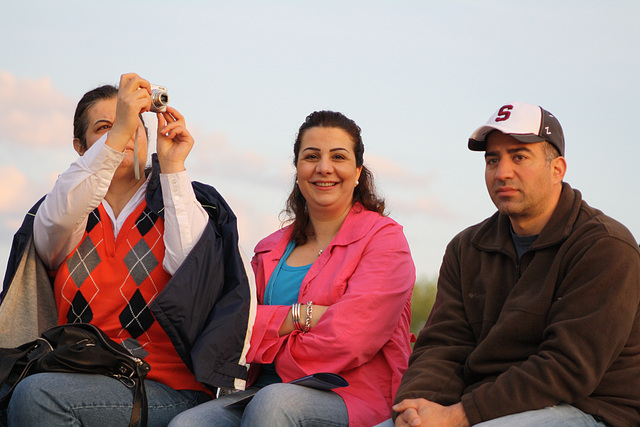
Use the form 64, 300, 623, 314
158, 107, 189, 136
159, 106, 185, 124
119, 73, 151, 95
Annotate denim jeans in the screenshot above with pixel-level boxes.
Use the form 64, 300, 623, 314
168, 383, 349, 427
5, 372, 211, 427
373, 403, 609, 427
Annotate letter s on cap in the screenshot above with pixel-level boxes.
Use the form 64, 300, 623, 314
495, 105, 513, 122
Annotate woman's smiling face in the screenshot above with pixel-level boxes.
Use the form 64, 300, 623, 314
296, 126, 362, 218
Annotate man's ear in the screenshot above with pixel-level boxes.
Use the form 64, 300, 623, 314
551, 156, 567, 183
73, 138, 85, 156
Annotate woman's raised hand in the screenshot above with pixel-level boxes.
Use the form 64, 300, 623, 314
108, 73, 151, 151
156, 106, 194, 174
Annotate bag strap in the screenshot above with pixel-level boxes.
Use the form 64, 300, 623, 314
73, 323, 148, 427
128, 377, 148, 427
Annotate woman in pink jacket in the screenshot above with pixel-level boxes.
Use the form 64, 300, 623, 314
170, 110, 415, 426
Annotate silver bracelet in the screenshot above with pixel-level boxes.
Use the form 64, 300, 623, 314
303, 301, 313, 333
292, 303, 303, 331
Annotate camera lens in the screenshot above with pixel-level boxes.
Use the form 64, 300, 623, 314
151, 91, 168, 108
150, 85, 169, 113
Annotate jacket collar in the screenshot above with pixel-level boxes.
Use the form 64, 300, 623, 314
145, 153, 164, 216
256, 202, 380, 260
255, 203, 382, 295
472, 182, 582, 254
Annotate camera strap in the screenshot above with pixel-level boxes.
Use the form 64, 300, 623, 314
134, 128, 140, 181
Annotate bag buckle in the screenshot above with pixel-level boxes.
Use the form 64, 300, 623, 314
114, 364, 136, 388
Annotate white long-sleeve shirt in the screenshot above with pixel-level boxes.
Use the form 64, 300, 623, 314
33, 133, 208, 275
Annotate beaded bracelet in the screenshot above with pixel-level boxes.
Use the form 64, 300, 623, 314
303, 300, 313, 333
292, 301, 314, 332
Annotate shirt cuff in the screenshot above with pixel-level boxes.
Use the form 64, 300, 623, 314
159, 170, 208, 274
160, 170, 196, 210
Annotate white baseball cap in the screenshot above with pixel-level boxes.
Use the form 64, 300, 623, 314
468, 101, 565, 156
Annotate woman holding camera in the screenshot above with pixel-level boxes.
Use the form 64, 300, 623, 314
169, 110, 416, 427
1, 73, 252, 426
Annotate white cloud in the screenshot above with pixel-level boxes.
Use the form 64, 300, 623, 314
227, 196, 283, 255
389, 195, 456, 221
0, 165, 30, 212
365, 154, 455, 219
187, 128, 290, 186
0, 70, 75, 147
366, 153, 435, 188
0, 166, 38, 256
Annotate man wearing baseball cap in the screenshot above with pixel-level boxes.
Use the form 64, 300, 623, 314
389, 102, 640, 426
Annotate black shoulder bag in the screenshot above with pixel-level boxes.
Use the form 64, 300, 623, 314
0, 323, 150, 427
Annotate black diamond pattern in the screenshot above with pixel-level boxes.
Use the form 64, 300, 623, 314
119, 289, 155, 338
86, 208, 100, 233
136, 208, 159, 236
67, 290, 94, 323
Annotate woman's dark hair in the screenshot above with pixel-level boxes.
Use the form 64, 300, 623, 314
284, 110, 386, 245
73, 84, 147, 151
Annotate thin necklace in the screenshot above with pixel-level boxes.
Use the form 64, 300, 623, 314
317, 233, 338, 257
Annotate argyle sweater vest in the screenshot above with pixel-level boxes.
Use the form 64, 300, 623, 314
53, 201, 208, 393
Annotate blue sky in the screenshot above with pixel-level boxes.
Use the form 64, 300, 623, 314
1, 1, 639, 285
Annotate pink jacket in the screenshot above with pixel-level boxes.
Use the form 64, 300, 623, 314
247, 204, 416, 426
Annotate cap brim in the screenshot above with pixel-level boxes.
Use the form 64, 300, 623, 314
468, 125, 546, 151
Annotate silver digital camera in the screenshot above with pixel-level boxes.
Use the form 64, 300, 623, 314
150, 84, 169, 113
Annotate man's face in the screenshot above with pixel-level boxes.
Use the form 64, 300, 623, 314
484, 131, 565, 234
